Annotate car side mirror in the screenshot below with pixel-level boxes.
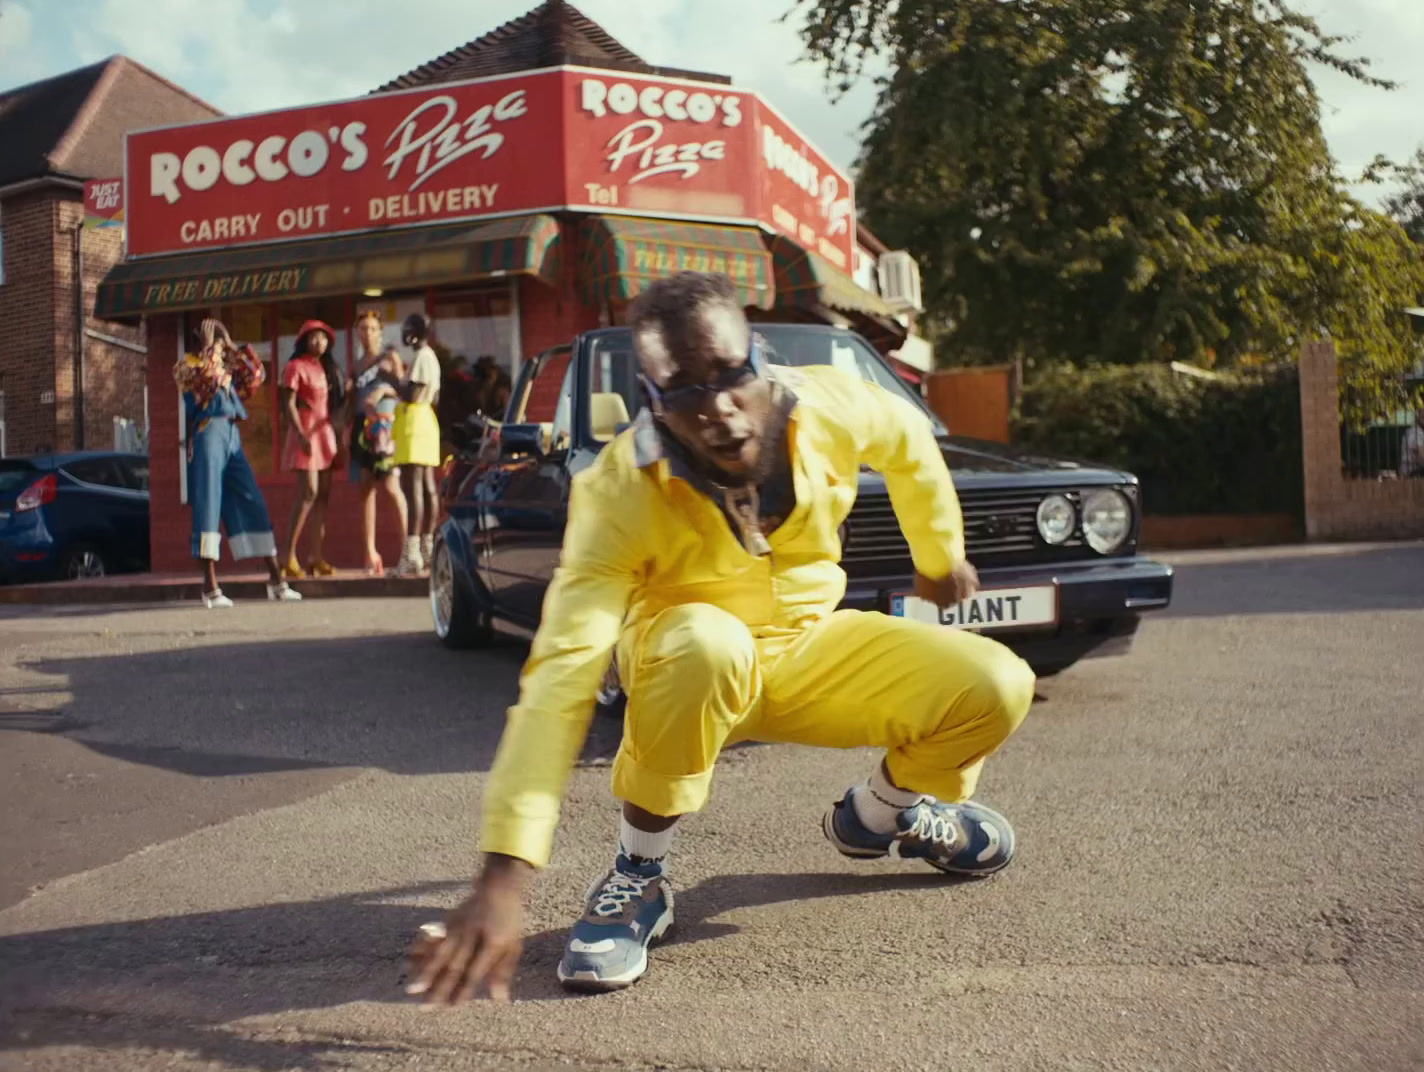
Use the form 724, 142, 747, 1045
448, 414, 488, 451
496, 422, 546, 458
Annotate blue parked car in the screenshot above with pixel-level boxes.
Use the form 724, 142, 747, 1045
0, 452, 150, 584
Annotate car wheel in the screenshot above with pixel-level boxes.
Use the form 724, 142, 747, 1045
429, 536, 492, 650
63, 545, 107, 581
595, 659, 627, 719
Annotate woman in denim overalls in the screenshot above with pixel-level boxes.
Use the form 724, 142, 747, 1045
175, 318, 302, 608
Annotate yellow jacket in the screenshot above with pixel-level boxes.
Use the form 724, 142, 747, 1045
480, 363, 966, 866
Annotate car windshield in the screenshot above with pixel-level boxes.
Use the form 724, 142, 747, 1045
584, 324, 946, 442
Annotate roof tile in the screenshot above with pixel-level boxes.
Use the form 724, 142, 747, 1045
0, 56, 220, 190
374, 0, 729, 93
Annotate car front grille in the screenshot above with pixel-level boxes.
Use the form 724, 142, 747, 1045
841, 488, 1094, 572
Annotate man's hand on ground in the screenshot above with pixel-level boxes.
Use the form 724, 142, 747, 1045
406, 853, 532, 1005
913, 560, 979, 610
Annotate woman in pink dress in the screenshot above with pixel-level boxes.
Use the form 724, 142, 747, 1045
279, 319, 344, 579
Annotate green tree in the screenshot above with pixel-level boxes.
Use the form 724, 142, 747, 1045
793, 0, 1424, 378
1380, 146, 1424, 246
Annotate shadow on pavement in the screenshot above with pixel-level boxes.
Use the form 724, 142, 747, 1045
5, 630, 625, 782
0, 626, 765, 911
516, 869, 966, 987
1159, 544, 1424, 619
20, 543, 1419, 784
0, 880, 459, 1070
0, 869, 956, 1069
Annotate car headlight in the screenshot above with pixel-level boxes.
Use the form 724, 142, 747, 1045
1036, 494, 1075, 545
1081, 488, 1132, 554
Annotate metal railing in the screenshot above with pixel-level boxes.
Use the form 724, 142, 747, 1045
1339, 368, 1424, 480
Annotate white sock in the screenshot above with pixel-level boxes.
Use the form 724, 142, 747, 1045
618, 816, 674, 869
851, 764, 926, 835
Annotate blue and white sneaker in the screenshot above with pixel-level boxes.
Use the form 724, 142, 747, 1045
556, 854, 675, 992
822, 789, 1016, 876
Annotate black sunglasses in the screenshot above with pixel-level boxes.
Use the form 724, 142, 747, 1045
642, 336, 767, 414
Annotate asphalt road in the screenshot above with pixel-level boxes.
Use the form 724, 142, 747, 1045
1, 542, 1421, 1072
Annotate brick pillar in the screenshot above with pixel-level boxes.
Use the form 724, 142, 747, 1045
1297, 339, 1341, 541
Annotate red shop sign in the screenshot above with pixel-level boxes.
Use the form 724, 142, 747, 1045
124, 66, 858, 264
754, 100, 856, 273
562, 69, 757, 222
124, 70, 565, 257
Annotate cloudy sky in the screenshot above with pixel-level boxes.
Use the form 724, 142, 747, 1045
1, 0, 1419, 205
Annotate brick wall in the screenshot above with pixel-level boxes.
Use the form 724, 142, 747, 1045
146, 315, 186, 571
520, 278, 600, 357
76, 205, 147, 449
52, 198, 149, 450
519, 256, 599, 422
1298, 338, 1424, 541
0, 192, 59, 454
0, 188, 148, 456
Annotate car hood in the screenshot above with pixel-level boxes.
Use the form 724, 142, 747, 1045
934, 435, 1133, 485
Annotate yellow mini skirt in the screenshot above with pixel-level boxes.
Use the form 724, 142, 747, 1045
393, 401, 440, 467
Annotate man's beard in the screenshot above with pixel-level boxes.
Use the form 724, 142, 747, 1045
724, 404, 789, 488
655, 385, 793, 489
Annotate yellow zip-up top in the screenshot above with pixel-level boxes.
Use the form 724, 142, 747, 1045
480, 363, 966, 867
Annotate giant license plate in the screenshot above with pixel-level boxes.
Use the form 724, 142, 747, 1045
890, 585, 1058, 631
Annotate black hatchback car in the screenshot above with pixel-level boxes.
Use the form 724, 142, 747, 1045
430, 324, 1173, 700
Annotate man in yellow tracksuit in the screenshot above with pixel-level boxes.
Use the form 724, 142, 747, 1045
409, 271, 1036, 1002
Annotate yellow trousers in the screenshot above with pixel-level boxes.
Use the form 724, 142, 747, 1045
610, 604, 1037, 816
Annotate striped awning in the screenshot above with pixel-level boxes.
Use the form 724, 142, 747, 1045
94, 214, 562, 320
767, 235, 897, 319
578, 216, 775, 310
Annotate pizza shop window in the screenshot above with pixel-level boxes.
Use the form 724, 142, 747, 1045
276, 297, 351, 381
432, 288, 517, 381
431, 288, 517, 435
224, 304, 275, 476
355, 293, 428, 355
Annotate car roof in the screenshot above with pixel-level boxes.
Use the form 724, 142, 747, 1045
579, 323, 853, 342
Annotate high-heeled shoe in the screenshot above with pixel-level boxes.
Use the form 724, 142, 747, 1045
281, 558, 305, 580
308, 559, 335, 577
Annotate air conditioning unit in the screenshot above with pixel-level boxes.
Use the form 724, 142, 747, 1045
878, 250, 923, 314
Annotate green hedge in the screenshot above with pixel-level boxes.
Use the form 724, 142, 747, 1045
1010, 363, 1304, 516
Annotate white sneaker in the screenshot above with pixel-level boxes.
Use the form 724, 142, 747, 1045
421, 533, 434, 565
267, 582, 303, 602
396, 539, 425, 578
202, 589, 234, 609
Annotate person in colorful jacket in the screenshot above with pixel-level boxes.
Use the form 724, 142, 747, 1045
174, 318, 302, 609
347, 309, 408, 576
407, 272, 1037, 1002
